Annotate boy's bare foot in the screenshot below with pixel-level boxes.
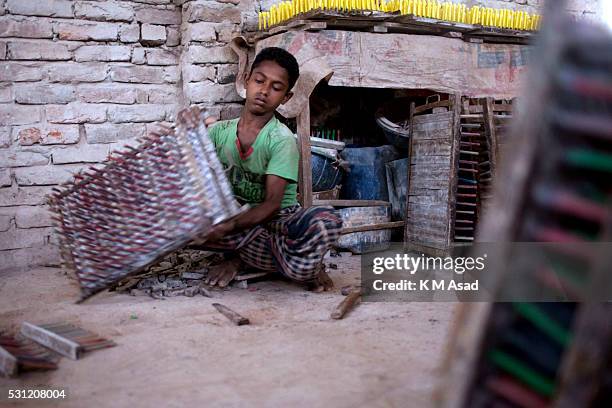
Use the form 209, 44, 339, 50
204, 257, 241, 288
308, 265, 334, 293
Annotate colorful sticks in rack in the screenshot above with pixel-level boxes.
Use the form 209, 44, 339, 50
1, 322, 116, 377
463, 19, 612, 408
48, 108, 243, 301
258, 0, 542, 31
311, 127, 341, 141
21, 322, 116, 360
0, 335, 59, 377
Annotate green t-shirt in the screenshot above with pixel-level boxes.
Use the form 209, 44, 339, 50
208, 117, 299, 208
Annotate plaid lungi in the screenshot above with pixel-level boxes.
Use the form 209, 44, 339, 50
205, 205, 342, 282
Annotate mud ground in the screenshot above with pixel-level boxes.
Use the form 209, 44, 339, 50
0, 254, 457, 408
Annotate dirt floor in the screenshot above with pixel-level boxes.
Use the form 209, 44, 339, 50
0, 254, 457, 408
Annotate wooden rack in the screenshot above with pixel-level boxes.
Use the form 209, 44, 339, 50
247, 9, 534, 45
402, 96, 511, 255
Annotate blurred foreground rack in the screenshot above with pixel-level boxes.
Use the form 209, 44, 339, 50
437, 6, 612, 408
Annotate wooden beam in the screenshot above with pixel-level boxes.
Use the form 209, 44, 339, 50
257, 31, 528, 98
212, 303, 250, 326
297, 105, 313, 208
403, 101, 416, 250
482, 97, 499, 182
309, 137, 345, 150
21, 322, 81, 360
330, 290, 361, 320
314, 199, 390, 207
341, 221, 405, 235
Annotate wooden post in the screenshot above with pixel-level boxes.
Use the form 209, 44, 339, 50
447, 93, 463, 247
403, 101, 416, 250
297, 104, 313, 208
481, 97, 499, 181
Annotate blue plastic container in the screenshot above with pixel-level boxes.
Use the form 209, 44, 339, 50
340, 146, 402, 201
311, 152, 342, 192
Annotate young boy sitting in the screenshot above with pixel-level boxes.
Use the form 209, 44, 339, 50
187, 47, 341, 292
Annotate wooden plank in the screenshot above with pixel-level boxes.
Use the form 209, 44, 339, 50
413, 128, 453, 141
21, 322, 81, 360
372, 24, 388, 33
405, 231, 449, 246
408, 203, 452, 216
405, 225, 449, 240
413, 111, 454, 125
341, 221, 405, 235
407, 214, 449, 224
408, 208, 449, 221
297, 105, 313, 208
409, 163, 452, 176
410, 178, 452, 189
410, 155, 453, 166
405, 219, 449, 232
411, 140, 452, 157
305, 21, 327, 31
413, 121, 454, 134
314, 199, 390, 207
493, 104, 513, 113
411, 160, 452, 170
404, 96, 456, 252
460, 114, 484, 120
258, 31, 528, 98
408, 189, 449, 202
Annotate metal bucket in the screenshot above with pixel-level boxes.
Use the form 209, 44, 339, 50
336, 206, 392, 254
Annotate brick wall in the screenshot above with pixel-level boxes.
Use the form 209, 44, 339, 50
0, 0, 602, 272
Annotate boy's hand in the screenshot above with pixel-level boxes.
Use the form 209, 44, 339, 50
205, 116, 217, 127
205, 220, 236, 243
177, 106, 218, 128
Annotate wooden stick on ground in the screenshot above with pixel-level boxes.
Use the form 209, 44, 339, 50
212, 303, 250, 326
331, 289, 362, 320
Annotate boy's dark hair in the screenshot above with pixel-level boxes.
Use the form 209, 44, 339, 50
250, 47, 299, 92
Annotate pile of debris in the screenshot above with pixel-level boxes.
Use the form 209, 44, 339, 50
112, 248, 218, 299
112, 248, 270, 299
